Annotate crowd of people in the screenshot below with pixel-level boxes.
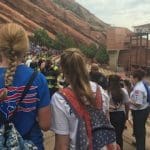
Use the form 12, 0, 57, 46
0, 23, 149, 150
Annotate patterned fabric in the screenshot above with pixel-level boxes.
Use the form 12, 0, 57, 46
76, 106, 117, 150
130, 81, 149, 110
0, 123, 37, 150
76, 119, 88, 150
60, 88, 118, 150
0, 86, 38, 120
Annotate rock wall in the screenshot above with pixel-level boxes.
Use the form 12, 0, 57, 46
0, 0, 109, 46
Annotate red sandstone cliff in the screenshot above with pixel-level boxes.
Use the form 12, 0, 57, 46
0, 0, 109, 46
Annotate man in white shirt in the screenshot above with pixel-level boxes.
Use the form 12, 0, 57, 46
130, 69, 149, 150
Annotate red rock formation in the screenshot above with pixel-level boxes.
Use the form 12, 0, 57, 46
0, 0, 108, 46
30, 0, 106, 44
0, 2, 55, 39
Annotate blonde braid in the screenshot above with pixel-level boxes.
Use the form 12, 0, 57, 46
0, 52, 18, 100
5, 52, 18, 87
0, 23, 29, 100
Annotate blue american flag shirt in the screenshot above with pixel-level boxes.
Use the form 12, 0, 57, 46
0, 64, 51, 150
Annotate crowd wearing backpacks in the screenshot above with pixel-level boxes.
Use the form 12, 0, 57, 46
0, 23, 149, 150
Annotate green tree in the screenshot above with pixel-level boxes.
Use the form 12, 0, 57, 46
78, 43, 87, 53
79, 44, 97, 59
52, 33, 77, 50
33, 28, 52, 48
64, 36, 77, 48
87, 44, 97, 58
95, 45, 109, 64
52, 33, 66, 50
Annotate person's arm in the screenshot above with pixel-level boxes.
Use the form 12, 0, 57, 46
122, 88, 130, 120
125, 103, 129, 120
38, 106, 51, 131
130, 90, 144, 108
54, 134, 69, 150
51, 93, 70, 149
129, 100, 141, 107
37, 73, 51, 131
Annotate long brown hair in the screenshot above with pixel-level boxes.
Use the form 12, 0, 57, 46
60, 48, 95, 106
108, 75, 123, 105
0, 23, 29, 98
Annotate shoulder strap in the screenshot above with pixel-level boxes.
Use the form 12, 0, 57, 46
143, 81, 150, 103
95, 84, 103, 109
59, 85, 103, 117
59, 88, 94, 150
20, 71, 38, 102
4, 71, 38, 123
59, 88, 85, 118
11, 71, 38, 119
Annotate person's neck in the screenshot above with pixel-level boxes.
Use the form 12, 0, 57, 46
135, 80, 142, 86
0, 59, 9, 67
0, 60, 21, 68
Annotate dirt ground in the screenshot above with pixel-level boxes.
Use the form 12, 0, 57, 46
43, 119, 150, 150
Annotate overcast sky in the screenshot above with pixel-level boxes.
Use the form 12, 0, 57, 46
76, 0, 150, 30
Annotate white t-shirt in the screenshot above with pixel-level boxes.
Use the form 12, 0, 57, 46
26, 59, 32, 67
130, 81, 149, 110
51, 82, 110, 150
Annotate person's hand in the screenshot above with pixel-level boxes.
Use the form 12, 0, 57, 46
109, 104, 121, 111
0, 88, 7, 100
129, 100, 141, 108
109, 105, 116, 109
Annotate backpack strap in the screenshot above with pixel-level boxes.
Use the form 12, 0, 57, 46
59, 88, 85, 118
59, 88, 93, 150
143, 81, 150, 104
11, 71, 38, 119
59, 87, 101, 150
20, 71, 38, 102
95, 84, 103, 109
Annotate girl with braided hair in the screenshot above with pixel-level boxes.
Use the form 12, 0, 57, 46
0, 23, 51, 149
